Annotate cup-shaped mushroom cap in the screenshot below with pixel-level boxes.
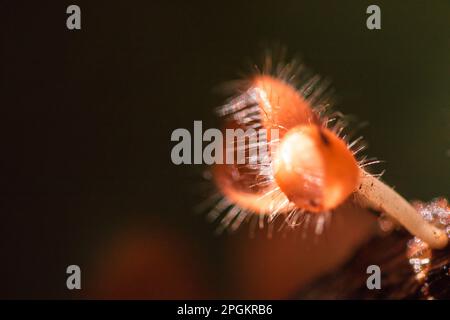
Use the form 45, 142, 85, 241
273, 125, 360, 212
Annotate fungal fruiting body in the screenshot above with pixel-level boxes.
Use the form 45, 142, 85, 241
212, 72, 360, 227
209, 65, 448, 249
274, 125, 359, 213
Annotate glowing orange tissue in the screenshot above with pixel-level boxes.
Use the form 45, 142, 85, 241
273, 125, 359, 212
213, 73, 360, 218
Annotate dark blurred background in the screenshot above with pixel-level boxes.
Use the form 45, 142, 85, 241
1, 0, 449, 298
